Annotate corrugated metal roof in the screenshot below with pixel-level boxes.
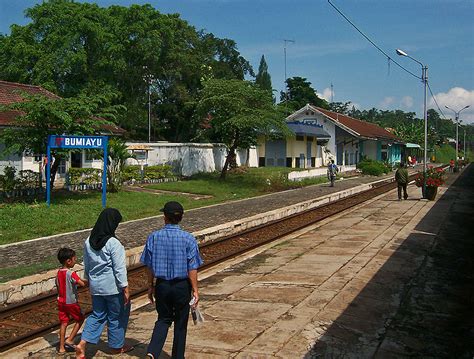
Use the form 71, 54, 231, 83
287, 121, 331, 138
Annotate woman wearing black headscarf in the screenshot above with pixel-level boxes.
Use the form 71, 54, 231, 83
76, 208, 133, 358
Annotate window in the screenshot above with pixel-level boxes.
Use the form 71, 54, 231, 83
381, 144, 388, 150
134, 151, 147, 160
259, 157, 265, 167
306, 136, 314, 142
296, 135, 304, 141
311, 157, 316, 167
286, 157, 293, 167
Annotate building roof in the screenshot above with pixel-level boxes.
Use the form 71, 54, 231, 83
315, 106, 402, 142
287, 121, 331, 139
288, 104, 403, 143
0, 80, 60, 127
0, 80, 125, 135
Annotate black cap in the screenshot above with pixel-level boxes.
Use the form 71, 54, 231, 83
160, 201, 184, 216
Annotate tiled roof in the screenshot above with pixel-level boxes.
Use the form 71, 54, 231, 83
0, 80, 59, 126
314, 106, 402, 142
0, 80, 125, 134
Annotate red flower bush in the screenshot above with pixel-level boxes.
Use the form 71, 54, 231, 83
415, 166, 446, 188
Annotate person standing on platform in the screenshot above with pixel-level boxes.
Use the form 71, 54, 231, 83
76, 208, 133, 359
56, 248, 87, 354
140, 201, 203, 359
327, 159, 338, 187
395, 161, 409, 201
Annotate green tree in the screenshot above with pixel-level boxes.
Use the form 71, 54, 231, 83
195, 79, 291, 179
280, 76, 328, 113
0, 93, 119, 187
255, 55, 272, 93
329, 101, 352, 115
0, 1, 253, 142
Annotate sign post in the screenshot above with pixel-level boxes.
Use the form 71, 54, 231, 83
46, 135, 109, 208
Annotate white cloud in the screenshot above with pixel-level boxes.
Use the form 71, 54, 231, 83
400, 96, 413, 108
430, 87, 474, 124
380, 96, 395, 108
321, 87, 332, 102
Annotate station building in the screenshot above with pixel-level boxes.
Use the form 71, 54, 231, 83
258, 104, 404, 169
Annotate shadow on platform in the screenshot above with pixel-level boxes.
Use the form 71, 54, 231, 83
304, 165, 474, 358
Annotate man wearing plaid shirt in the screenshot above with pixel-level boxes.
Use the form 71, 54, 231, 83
140, 201, 203, 359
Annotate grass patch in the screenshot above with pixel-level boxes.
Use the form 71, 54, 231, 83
0, 167, 331, 246
0, 255, 59, 282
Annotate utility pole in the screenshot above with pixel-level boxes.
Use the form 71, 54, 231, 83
143, 66, 155, 143
445, 105, 470, 160
283, 39, 295, 115
330, 82, 334, 103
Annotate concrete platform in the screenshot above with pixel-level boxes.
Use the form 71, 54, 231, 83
5, 165, 472, 358
0, 172, 405, 305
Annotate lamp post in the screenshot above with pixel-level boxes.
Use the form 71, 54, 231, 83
396, 48, 428, 197
463, 126, 466, 158
143, 66, 155, 143
444, 105, 470, 160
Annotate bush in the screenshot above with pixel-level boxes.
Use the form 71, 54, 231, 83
67, 168, 102, 186
123, 165, 174, 182
0, 166, 17, 192
357, 159, 391, 176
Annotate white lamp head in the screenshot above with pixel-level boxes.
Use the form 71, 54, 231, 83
396, 49, 408, 57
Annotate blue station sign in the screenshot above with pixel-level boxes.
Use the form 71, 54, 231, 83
48, 135, 105, 149
46, 135, 109, 208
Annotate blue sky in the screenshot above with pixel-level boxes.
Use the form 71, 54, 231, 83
1, 0, 474, 123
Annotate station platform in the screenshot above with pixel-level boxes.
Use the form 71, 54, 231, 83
6, 165, 473, 358
1, 169, 418, 304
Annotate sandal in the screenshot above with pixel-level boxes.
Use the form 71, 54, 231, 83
110, 345, 134, 354
64, 343, 76, 352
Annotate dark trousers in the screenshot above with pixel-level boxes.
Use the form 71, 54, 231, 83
397, 183, 408, 200
147, 278, 191, 359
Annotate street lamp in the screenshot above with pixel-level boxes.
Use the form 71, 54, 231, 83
396, 48, 428, 197
143, 66, 155, 143
444, 105, 470, 160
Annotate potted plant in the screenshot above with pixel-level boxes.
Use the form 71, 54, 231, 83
414, 166, 445, 200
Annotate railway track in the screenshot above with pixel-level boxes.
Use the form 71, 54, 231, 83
0, 174, 416, 352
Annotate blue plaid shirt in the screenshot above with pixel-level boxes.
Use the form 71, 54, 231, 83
140, 224, 203, 280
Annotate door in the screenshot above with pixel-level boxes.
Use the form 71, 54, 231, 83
306, 140, 312, 167
71, 152, 82, 168
336, 143, 343, 165
265, 140, 286, 167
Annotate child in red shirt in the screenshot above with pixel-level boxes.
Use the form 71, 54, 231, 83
56, 248, 87, 354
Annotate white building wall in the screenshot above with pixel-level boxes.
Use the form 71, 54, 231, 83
341, 141, 359, 165
125, 142, 258, 177
286, 112, 337, 167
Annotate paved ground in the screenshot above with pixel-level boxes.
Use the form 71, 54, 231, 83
17, 165, 473, 358
1, 171, 403, 270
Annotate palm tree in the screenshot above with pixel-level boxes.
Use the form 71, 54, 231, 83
103, 138, 134, 192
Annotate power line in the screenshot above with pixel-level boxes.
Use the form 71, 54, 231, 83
427, 83, 448, 120
327, 0, 420, 80
328, 0, 449, 121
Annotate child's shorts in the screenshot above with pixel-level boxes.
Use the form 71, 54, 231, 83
58, 302, 84, 323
